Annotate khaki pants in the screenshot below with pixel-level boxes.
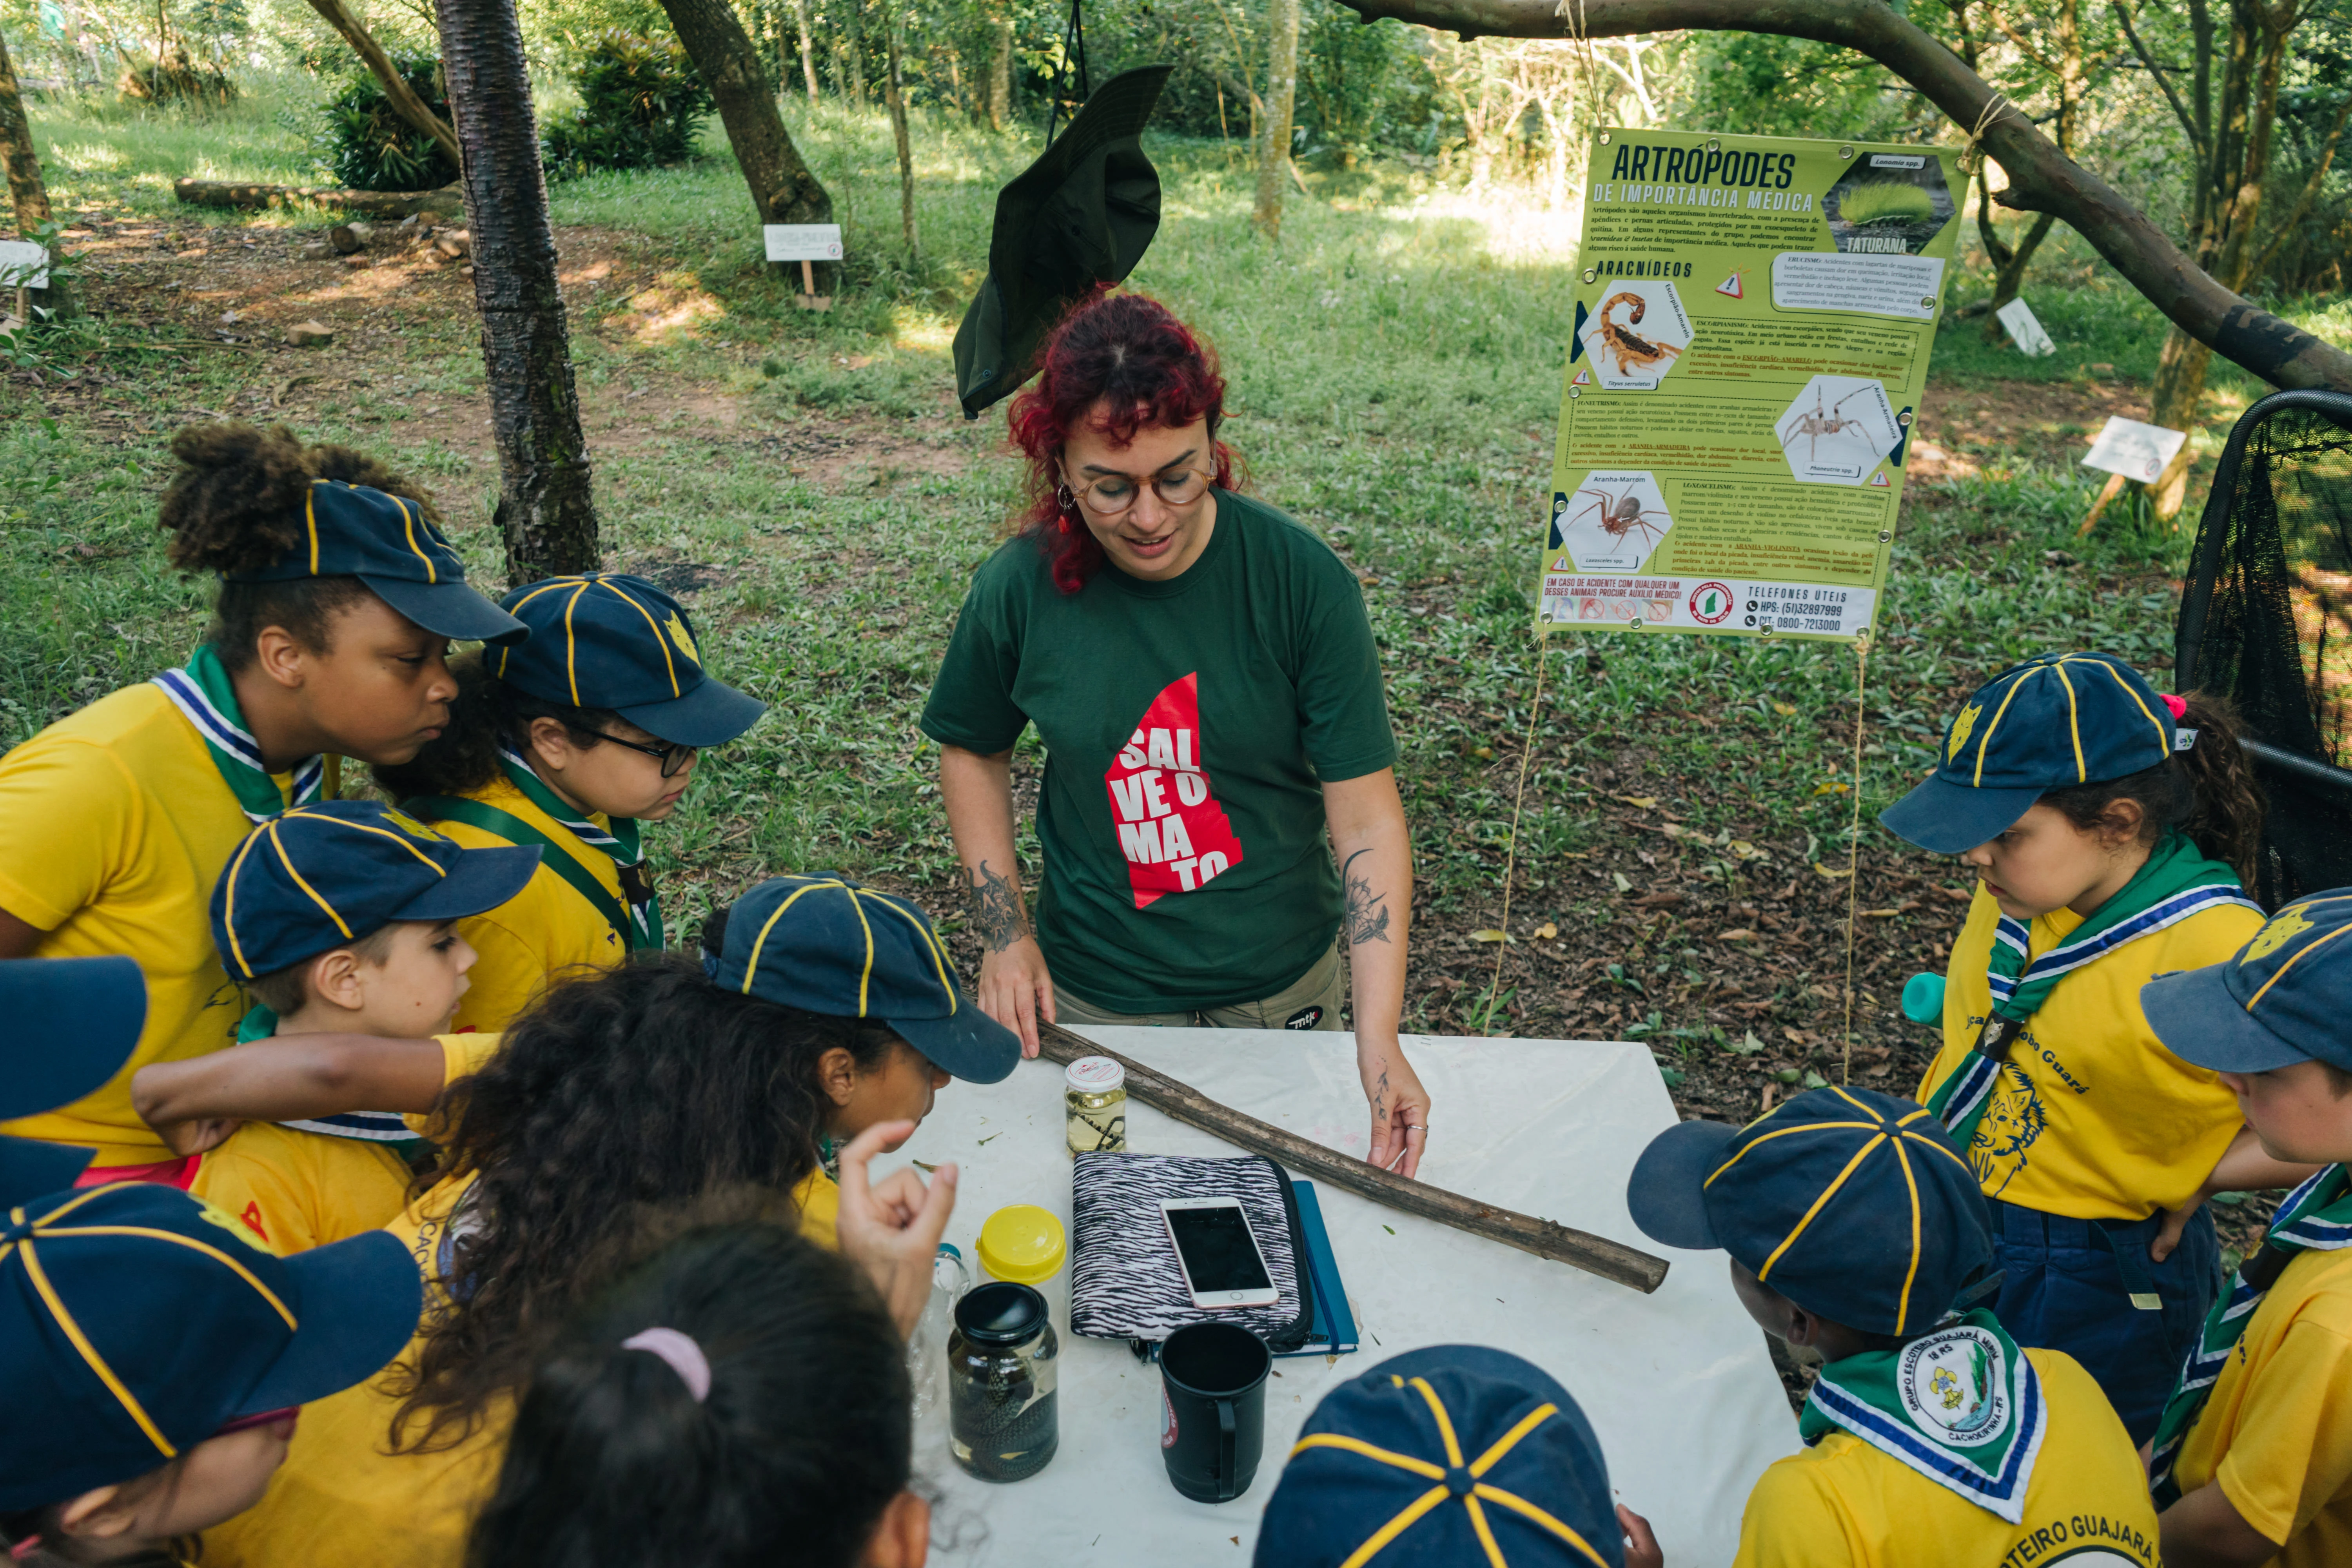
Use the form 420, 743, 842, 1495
1055, 940, 1345, 1033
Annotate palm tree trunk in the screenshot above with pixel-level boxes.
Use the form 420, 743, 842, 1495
432, 0, 599, 581
1253, 0, 1300, 238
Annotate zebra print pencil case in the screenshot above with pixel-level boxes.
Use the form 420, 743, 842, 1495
1069, 1151, 1314, 1350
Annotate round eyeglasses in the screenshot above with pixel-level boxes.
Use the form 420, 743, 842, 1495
1063, 466, 1216, 518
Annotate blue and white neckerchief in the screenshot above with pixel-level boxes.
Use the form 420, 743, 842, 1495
236, 1005, 423, 1146
153, 646, 328, 822
1800, 1310, 2048, 1523
496, 747, 662, 946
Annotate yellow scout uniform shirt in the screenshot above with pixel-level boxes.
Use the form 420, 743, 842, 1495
0, 685, 279, 1164
2169, 1246, 2352, 1568
1735, 1348, 2158, 1568
1918, 885, 2258, 1219
190, 1033, 501, 1256
419, 775, 628, 1033
207, 1157, 840, 1568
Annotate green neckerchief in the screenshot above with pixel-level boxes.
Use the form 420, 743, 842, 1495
495, 749, 664, 948
1927, 832, 2255, 1145
2149, 1165, 2352, 1505
151, 646, 332, 823
236, 1004, 425, 1150
1799, 1309, 2047, 1524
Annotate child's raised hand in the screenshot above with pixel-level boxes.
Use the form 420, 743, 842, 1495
1617, 1504, 1664, 1568
834, 1120, 958, 1338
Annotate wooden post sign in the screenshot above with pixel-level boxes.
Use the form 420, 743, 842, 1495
764, 223, 842, 312
0, 241, 48, 339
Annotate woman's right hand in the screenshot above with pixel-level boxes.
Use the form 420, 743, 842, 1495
977, 936, 1056, 1058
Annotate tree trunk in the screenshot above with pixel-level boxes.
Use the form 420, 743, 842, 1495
432, 0, 599, 582
304, 0, 463, 172
0, 24, 75, 319
845, 0, 867, 104
1254, 0, 1300, 238
1983, 210, 2057, 338
985, 3, 1012, 131
793, 0, 819, 104
884, 5, 916, 254
661, 0, 834, 252
1334, 0, 2352, 397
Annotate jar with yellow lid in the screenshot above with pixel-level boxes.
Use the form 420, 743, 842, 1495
1065, 1056, 1127, 1155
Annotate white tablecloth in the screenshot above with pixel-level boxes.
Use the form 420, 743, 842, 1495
878, 1029, 1798, 1565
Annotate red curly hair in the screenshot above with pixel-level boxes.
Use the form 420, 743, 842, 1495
1005, 290, 1238, 593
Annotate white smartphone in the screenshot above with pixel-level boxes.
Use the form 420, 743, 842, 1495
1160, 1196, 1280, 1308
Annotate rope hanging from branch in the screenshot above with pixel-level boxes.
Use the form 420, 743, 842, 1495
1045, 0, 1091, 147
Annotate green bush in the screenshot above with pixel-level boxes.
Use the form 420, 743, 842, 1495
541, 31, 712, 177
312, 53, 458, 192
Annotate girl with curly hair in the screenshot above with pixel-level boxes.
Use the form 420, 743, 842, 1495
921, 290, 1432, 1177
0, 424, 521, 1186
203, 875, 1009, 1568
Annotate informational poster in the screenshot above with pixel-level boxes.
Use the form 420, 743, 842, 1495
1536, 128, 1963, 643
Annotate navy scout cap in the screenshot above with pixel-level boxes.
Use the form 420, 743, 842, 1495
2143, 888, 2352, 1074
225, 480, 527, 645
710, 874, 1018, 1085
0, 1184, 421, 1509
212, 800, 541, 980
1880, 651, 2178, 855
492, 574, 765, 748
0, 958, 148, 1202
1628, 1087, 1993, 1337
1254, 1344, 1623, 1568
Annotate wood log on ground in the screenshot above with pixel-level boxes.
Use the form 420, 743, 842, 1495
328, 221, 373, 254
1034, 1020, 1671, 1293
172, 179, 463, 220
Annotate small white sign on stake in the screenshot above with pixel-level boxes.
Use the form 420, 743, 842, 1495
0, 241, 46, 338
1994, 297, 2056, 357
764, 223, 842, 313
2081, 415, 2189, 482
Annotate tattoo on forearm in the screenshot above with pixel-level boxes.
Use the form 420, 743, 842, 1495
969, 859, 1031, 953
1341, 848, 1392, 946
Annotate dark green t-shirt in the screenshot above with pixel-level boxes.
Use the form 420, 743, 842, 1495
920, 490, 1397, 1013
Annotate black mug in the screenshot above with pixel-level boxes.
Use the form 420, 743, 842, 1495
1158, 1322, 1271, 1503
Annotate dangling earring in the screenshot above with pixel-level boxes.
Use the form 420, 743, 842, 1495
1055, 482, 1078, 534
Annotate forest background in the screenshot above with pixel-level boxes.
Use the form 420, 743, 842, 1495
2, 0, 2348, 1276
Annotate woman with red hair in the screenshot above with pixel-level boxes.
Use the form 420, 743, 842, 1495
920, 292, 1430, 1176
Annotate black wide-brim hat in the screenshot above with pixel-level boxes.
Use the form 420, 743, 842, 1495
952, 65, 1173, 419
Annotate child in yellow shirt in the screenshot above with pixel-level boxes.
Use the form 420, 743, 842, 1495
2141, 890, 2352, 1568
133, 799, 537, 1254
1622, 1087, 2161, 1568
374, 573, 764, 1032
1882, 652, 2284, 1441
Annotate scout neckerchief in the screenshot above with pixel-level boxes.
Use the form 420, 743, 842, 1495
1927, 831, 2257, 1145
152, 646, 330, 822
1802, 1309, 2047, 1524
494, 748, 662, 948
2149, 1163, 2352, 1504
236, 1004, 425, 1149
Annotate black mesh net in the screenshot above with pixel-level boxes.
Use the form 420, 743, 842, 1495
2175, 390, 2352, 909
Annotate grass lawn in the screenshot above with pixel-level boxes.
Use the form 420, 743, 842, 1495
4, 87, 2321, 1192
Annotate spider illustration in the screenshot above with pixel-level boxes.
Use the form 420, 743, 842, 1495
1779, 386, 1883, 467
1589, 290, 1684, 378
1569, 483, 1670, 559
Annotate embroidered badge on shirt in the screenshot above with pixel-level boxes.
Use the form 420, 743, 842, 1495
1103, 673, 1245, 910
1900, 1325, 2011, 1446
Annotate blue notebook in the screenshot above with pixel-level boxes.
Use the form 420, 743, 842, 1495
1280, 1181, 1359, 1358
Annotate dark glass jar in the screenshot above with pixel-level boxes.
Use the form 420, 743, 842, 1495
947, 1281, 1059, 1482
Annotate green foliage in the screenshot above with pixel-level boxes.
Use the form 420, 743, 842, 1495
310, 52, 457, 192
116, 46, 237, 108
1297, 6, 1419, 158
542, 30, 714, 178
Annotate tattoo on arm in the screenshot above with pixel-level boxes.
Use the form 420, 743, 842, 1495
1341, 848, 1392, 946
969, 859, 1031, 953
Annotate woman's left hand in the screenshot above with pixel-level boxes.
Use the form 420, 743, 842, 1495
1359, 1038, 1430, 1179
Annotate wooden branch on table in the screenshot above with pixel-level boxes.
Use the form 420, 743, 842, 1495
1036, 1020, 1671, 1294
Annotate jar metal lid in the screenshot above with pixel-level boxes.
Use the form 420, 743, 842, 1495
954, 1280, 1049, 1345
1064, 1055, 1125, 1093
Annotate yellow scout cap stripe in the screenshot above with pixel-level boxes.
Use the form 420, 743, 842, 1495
1462, 1494, 1508, 1568
500, 580, 577, 682
305, 485, 322, 575
2048, 661, 2086, 780
390, 494, 437, 584
739, 879, 842, 994
268, 822, 353, 938
1470, 1403, 1556, 1476
46, 1226, 296, 1328
1474, 1485, 1612, 1566
1892, 1138, 1923, 1334
1971, 670, 2034, 787
1757, 1134, 1885, 1282
869, 897, 957, 1011
1702, 1120, 1878, 1187
562, 581, 591, 706
300, 810, 447, 871
2248, 920, 2352, 1010
19, 1238, 178, 1457
846, 886, 878, 1016
2089, 656, 2169, 748
1338, 1488, 1450, 1568
1899, 1129, 1976, 1178
599, 579, 682, 697
221, 826, 271, 977
1408, 1377, 1468, 1466
1290, 1432, 1446, 1479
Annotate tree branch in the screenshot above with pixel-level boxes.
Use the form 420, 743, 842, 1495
1332, 0, 2352, 394
303, 0, 463, 171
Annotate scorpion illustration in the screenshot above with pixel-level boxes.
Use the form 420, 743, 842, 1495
1779, 386, 1883, 467
1568, 482, 1671, 561
1588, 290, 1684, 378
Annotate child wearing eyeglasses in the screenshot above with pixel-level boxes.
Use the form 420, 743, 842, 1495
373, 574, 765, 1033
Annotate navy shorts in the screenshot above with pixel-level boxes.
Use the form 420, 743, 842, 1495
1989, 1198, 2221, 1446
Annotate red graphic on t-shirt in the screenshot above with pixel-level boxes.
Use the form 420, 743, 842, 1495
1103, 673, 1245, 909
